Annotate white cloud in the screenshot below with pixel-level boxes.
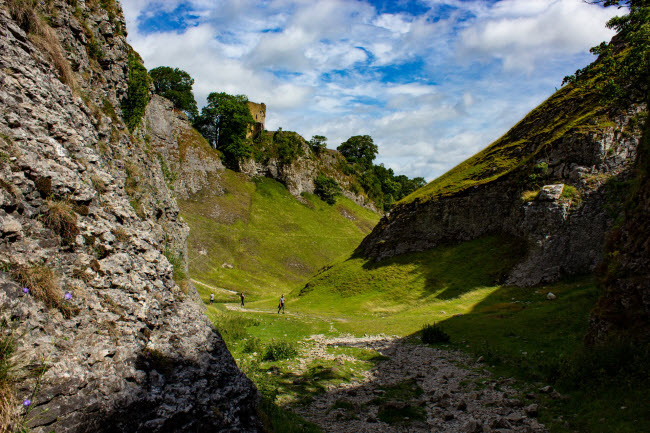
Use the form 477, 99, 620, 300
458, 0, 619, 71
123, 0, 627, 181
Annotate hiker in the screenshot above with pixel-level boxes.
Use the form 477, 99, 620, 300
277, 294, 285, 314
240, 292, 245, 307
210, 293, 214, 304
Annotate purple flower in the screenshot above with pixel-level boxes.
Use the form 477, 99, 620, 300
22, 287, 29, 294
64, 292, 72, 300
23, 399, 31, 407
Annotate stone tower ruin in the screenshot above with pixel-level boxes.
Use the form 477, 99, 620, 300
247, 101, 266, 137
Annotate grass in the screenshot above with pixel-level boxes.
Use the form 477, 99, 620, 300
292, 235, 525, 335
436, 278, 650, 433
521, 190, 540, 202
41, 199, 79, 244
179, 172, 379, 299
12, 265, 78, 318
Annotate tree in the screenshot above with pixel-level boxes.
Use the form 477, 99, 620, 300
149, 66, 199, 120
193, 92, 255, 170
337, 135, 378, 168
309, 135, 327, 155
313, 174, 342, 205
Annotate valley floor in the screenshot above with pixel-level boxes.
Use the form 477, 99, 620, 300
293, 334, 547, 433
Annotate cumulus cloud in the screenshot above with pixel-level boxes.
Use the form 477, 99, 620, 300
123, 0, 626, 181
458, 0, 619, 71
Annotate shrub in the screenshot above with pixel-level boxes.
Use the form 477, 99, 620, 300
215, 315, 253, 342
42, 199, 79, 244
262, 341, 298, 361
243, 336, 263, 354
121, 50, 151, 131
421, 323, 450, 344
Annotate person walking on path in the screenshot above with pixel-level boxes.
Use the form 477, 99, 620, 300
240, 292, 245, 307
210, 293, 214, 304
277, 294, 285, 314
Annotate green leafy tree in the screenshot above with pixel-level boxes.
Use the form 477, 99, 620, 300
313, 174, 342, 205
194, 92, 254, 169
274, 130, 305, 166
309, 135, 327, 155
149, 66, 199, 120
337, 135, 378, 168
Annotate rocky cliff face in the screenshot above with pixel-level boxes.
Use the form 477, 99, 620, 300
359, 84, 645, 286
587, 98, 650, 344
144, 93, 377, 211
0, 1, 260, 431
240, 145, 378, 211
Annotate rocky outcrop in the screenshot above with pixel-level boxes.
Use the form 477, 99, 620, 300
144, 95, 226, 199
587, 100, 650, 344
359, 95, 645, 286
240, 143, 378, 212
0, 1, 260, 431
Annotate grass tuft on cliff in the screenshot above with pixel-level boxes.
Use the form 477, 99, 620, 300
179, 172, 379, 299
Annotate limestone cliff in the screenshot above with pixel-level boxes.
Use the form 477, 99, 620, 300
0, 1, 260, 431
359, 61, 645, 286
144, 94, 377, 211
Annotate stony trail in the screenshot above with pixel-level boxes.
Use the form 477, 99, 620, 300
191, 278, 239, 294
292, 334, 549, 433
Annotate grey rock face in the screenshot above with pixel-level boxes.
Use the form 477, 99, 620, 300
0, 2, 261, 431
360, 104, 645, 286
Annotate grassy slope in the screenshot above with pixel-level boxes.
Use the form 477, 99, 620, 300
399, 75, 609, 206
290, 235, 526, 334
178, 172, 379, 300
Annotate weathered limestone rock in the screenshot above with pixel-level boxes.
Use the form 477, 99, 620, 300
359, 101, 645, 286
0, 1, 261, 431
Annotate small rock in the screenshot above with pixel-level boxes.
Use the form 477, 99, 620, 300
525, 404, 539, 417
444, 413, 455, 421
457, 400, 468, 411
476, 356, 485, 363
550, 390, 567, 400
538, 184, 564, 201
463, 417, 483, 432
539, 385, 552, 393
546, 292, 557, 300
366, 415, 377, 423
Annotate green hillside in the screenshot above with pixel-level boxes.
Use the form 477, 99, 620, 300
289, 235, 525, 334
178, 172, 379, 300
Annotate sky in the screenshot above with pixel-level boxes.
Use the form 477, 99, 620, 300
122, 0, 623, 181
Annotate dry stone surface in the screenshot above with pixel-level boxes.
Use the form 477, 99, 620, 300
295, 335, 547, 433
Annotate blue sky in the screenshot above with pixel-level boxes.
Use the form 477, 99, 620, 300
122, 0, 621, 181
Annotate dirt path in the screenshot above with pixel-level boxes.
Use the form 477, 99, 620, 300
190, 278, 238, 294
293, 334, 549, 433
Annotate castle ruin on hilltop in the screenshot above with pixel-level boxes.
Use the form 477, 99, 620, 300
247, 101, 266, 137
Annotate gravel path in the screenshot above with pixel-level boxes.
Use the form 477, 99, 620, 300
293, 334, 548, 433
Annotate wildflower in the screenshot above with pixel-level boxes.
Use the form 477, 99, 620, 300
22, 287, 29, 294
64, 292, 72, 300
23, 399, 31, 407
